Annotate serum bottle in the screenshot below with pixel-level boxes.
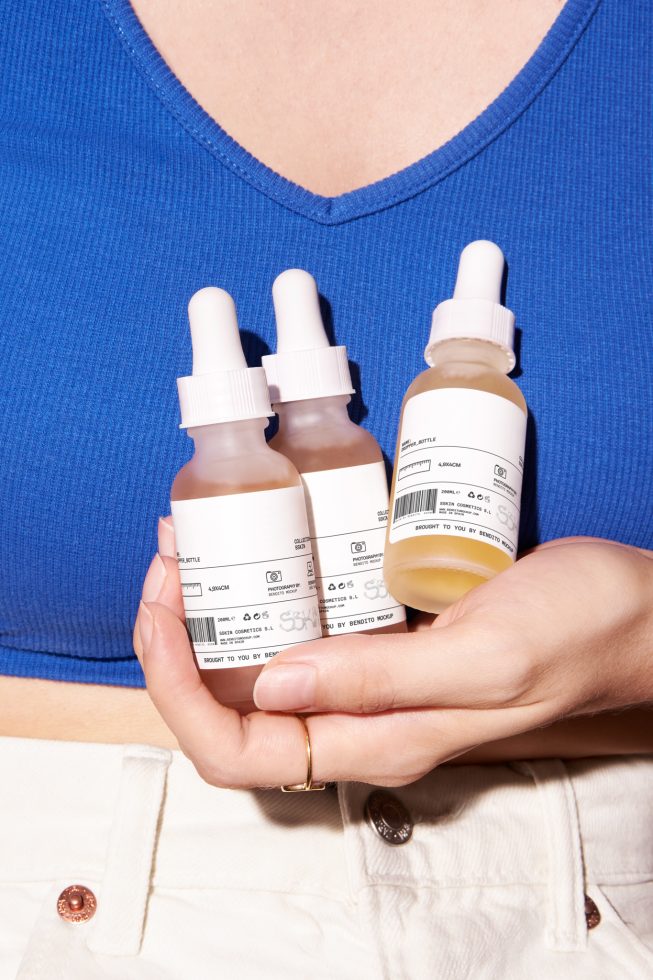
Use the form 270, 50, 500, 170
171, 287, 321, 713
384, 241, 527, 614
264, 269, 406, 636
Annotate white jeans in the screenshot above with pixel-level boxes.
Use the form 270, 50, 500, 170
1, 737, 652, 980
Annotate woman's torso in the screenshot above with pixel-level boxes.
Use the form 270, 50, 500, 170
0, 0, 651, 749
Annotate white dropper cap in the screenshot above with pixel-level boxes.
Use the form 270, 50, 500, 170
425, 240, 516, 370
177, 287, 273, 428
262, 269, 355, 403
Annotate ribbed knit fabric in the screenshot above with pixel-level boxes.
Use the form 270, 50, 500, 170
0, 0, 651, 686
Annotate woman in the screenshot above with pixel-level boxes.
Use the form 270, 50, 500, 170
1, 0, 651, 977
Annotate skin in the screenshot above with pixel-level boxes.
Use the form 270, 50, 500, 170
130, 0, 567, 197
133, 527, 653, 788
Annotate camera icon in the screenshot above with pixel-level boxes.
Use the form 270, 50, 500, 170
351, 541, 367, 554
494, 465, 507, 479
266, 570, 283, 584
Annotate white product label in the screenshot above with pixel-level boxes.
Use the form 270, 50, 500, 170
301, 462, 406, 635
171, 486, 321, 669
389, 389, 526, 558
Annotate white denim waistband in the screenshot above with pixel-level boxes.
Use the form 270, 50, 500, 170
2, 738, 652, 894
2, 737, 653, 974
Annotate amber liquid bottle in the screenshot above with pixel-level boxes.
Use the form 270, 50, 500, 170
171, 287, 321, 713
384, 241, 527, 614
264, 270, 406, 637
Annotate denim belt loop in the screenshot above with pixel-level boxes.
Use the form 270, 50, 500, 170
87, 744, 172, 957
513, 759, 587, 952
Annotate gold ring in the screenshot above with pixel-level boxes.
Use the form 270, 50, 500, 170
281, 716, 325, 792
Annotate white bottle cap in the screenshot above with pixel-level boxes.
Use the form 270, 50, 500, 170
177, 287, 273, 428
262, 269, 355, 403
425, 241, 516, 370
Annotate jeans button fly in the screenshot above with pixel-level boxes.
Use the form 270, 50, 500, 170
584, 895, 601, 929
365, 790, 413, 845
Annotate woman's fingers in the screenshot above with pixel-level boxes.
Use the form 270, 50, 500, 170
153, 555, 184, 617
140, 601, 314, 787
252, 620, 531, 715
133, 552, 184, 660
141, 553, 166, 603
139, 601, 537, 787
158, 515, 176, 558
131, 536, 653, 788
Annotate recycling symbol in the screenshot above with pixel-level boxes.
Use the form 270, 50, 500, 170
328, 583, 336, 591
243, 613, 251, 621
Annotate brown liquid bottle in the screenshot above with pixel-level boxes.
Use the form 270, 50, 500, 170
171, 287, 321, 713
384, 242, 527, 614
264, 270, 406, 637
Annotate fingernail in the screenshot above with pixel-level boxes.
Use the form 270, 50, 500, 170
142, 553, 167, 602
253, 664, 317, 711
158, 516, 176, 558
138, 601, 154, 655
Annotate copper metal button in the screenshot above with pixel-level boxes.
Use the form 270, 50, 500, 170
365, 790, 413, 845
57, 885, 97, 923
584, 895, 601, 929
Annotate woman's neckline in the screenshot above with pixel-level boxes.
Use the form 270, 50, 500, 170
100, 0, 600, 226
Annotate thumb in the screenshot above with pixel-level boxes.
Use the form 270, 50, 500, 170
252, 618, 527, 715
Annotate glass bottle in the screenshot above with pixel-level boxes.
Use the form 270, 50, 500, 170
264, 270, 406, 636
384, 242, 527, 613
171, 287, 320, 712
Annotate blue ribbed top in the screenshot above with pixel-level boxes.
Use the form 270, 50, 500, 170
0, 0, 651, 686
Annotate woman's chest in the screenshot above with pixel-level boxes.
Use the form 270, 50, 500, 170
129, 0, 564, 196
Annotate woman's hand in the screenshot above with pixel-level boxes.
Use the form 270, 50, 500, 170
134, 527, 653, 788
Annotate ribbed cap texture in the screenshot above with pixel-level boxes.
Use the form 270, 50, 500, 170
262, 347, 354, 403
426, 299, 516, 369
177, 367, 272, 427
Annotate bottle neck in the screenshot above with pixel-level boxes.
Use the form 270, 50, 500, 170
274, 394, 352, 433
426, 338, 513, 374
187, 418, 269, 459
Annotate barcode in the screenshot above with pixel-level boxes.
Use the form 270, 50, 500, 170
187, 616, 217, 645
393, 488, 438, 522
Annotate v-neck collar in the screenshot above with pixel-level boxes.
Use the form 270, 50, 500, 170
100, 0, 600, 226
